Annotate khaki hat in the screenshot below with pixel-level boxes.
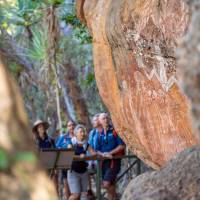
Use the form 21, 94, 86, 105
32, 120, 49, 133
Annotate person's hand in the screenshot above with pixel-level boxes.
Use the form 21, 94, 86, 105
68, 144, 72, 149
96, 153, 102, 159
103, 152, 113, 159
80, 154, 85, 158
97, 152, 104, 157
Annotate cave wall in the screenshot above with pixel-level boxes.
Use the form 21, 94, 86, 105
77, 0, 199, 169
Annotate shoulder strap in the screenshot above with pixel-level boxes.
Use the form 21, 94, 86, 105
112, 129, 118, 137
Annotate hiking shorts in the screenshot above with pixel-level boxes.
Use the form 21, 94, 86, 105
67, 170, 89, 193
102, 160, 121, 183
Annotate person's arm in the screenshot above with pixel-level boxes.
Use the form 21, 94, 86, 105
87, 145, 104, 160
108, 133, 125, 156
67, 144, 73, 148
79, 145, 95, 159
103, 145, 125, 159
97, 151, 104, 156
55, 136, 62, 148
109, 144, 125, 155
67, 139, 73, 149
88, 145, 97, 155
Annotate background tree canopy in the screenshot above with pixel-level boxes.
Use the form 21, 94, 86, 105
0, 0, 106, 133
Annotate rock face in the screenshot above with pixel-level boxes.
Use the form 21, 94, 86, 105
0, 54, 56, 200
177, 0, 200, 135
76, 0, 199, 169
122, 146, 200, 200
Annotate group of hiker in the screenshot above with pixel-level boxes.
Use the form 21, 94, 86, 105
32, 113, 125, 200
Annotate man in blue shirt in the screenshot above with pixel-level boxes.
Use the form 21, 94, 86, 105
94, 113, 125, 200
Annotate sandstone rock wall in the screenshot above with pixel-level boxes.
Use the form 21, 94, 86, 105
77, 0, 199, 169
177, 0, 200, 135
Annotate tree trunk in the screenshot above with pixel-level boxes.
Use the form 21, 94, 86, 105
63, 62, 91, 129
55, 84, 62, 129
0, 54, 56, 200
59, 75, 76, 122
76, 0, 199, 169
0, 28, 33, 70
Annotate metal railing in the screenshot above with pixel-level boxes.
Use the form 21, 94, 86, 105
41, 150, 142, 200
74, 155, 141, 200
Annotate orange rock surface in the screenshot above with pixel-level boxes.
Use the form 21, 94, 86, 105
77, 0, 199, 169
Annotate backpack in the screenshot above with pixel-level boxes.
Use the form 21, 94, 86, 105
112, 129, 125, 157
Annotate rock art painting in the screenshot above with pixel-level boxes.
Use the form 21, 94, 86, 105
77, 0, 199, 169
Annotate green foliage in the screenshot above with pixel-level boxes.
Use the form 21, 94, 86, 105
1, 0, 105, 125
44, 0, 64, 6
14, 152, 37, 163
65, 13, 81, 26
8, 63, 23, 79
0, 149, 9, 171
0, 149, 36, 172
84, 72, 95, 86
27, 28, 48, 63
17, 0, 40, 10
65, 13, 92, 44
0, 0, 43, 32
